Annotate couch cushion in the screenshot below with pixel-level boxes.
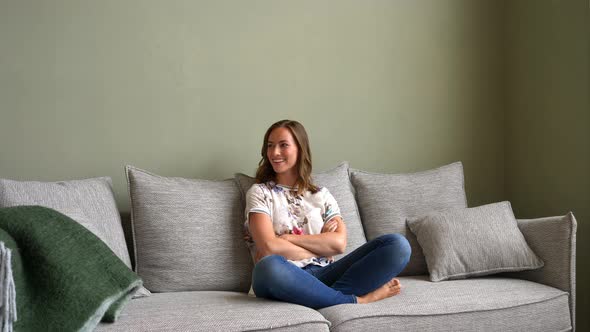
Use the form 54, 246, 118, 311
319, 275, 571, 332
95, 291, 330, 332
0, 177, 132, 268
235, 162, 367, 260
126, 166, 252, 293
350, 162, 467, 276
407, 201, 543, 281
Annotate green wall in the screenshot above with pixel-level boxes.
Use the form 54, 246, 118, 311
0, 0, 505, 211
505, 0, 589, 330
0, 0, 587, 328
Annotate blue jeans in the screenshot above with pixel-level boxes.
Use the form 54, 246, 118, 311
251, 233, 411, 309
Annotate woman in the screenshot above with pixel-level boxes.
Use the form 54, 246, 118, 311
244, 119, 411, 309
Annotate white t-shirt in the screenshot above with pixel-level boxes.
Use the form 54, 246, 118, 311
244, 181, 342, 268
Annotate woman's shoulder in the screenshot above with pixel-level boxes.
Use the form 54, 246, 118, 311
246, 181, 275, 196
314, 186, 331, 195
308, 185, 333, 200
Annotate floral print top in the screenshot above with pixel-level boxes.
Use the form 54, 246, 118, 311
244, 181, 342, 268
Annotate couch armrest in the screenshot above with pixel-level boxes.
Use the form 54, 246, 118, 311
511, 212, 577, 331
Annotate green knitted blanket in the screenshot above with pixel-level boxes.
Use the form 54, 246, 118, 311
0, 206, 142, 332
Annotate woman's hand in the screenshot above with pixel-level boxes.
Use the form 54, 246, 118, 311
280, 232, 334, 261
279, 233, 295, 242
278, 217, 347, 257
321, 219, 340, 261
249, 212, 319, 262
321, 219, 338, 233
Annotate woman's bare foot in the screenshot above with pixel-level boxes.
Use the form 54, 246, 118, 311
356, 278, 402, 304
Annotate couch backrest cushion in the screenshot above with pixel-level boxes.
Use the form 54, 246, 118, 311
126, 166, 252, 293
0, 177, 132, 268
350, 162, 467, 276
234, 162, 367, 261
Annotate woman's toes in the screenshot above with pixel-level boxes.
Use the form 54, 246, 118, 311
389, 279, 401, 290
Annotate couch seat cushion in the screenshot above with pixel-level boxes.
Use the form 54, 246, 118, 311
319, 276, 571, 332
96, 291, 330, 332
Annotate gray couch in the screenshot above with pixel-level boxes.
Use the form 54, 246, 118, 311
1, 162, 575, 331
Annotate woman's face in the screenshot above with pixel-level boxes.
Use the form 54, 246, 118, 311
267, 127, 299, 180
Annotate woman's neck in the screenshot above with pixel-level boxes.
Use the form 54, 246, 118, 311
275, 172, 297, 187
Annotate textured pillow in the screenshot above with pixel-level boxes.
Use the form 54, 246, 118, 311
406, 201, 544, 282
350, 162, 467, 276
0, 177, 132, 268
126, 166, 252, 293
234, 162, 367, 260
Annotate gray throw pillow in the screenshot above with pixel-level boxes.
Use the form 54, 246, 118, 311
406, 201, 544, 282
126, 166, 252, 293
234, 162, 367, 261
0, 177, 132, 268
350, 162, 467, 276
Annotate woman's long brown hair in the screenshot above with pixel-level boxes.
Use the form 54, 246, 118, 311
255, 120, 318, 195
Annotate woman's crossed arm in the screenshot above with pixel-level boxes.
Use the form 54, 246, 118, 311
249, 212, 318, 263
280, 217, 347, 257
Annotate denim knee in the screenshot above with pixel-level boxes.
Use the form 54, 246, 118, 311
376, 233, 411, 261
253, 255, 286, 279
252, 255, 288, 296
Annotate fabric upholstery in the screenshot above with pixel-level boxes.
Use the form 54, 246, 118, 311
95, 291, 330, 332
126, 166, 252, 293
312, 162, 366, 258
0, 177, 132, 268
234, 162, 367, 260
510, 213, 577, 331
350, 162, 467, 276
406, 202, 544, 281
319, 275, 571, 332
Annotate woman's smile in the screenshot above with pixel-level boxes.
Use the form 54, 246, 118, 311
267, 127, 299, 185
